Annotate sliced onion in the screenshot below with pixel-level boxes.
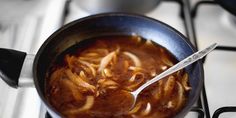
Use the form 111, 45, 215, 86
128, 66, 143, 72
129, 75, 136, 82
79, 96, 94, 111
150, 69, 157, 77
131, 115, 138, 118
98, 51, 116, 72
124, 60, 129, 72
177, 70, 183, 78
181, 73, 191, 91
97, 78, 106, 84
62, 79, 83, 101
65, 69, 96, 92
152, 80, 163, 101
65, 55, 76, 69
176, 82, 184, 110
93, 48, 109, 55
160, 65, 168, 71
126, 78, 144, 91
65, 96, 94, 114
162, 57, 174, 66
112, 47, 120, 64
96, 79, 119, 95
49, 68, 65, 85
95, 91, 100, 97
123, 52, 141, 67
78, 60, 96, 77
145, 39, 154, 46
79, 57, 102, 63
166, 101, 174, 109
164, 76, 175, 97
80, 65, 91, 78
131, 34, 142, 43
112, 52, 118, 64
98, 79, 118, 88
106, 86, 118, 89
103, 80, 118, 86
79, 71, 88, 82
128, 102, 142, 114
129, 72, 144, 82
115, 46, 120, 53
103, 68, 113, 77
91, 64, 99, 68
83, 52, 99, 57
141, 102, 151, 116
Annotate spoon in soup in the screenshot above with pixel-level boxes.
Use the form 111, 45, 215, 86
129, 43, 218, 109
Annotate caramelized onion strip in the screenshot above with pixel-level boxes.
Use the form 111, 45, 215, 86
152, 80, 163, 101
181, 73, 191, 91
164, 76, 176, 97
124, 60, 129, 72
83, 52, 99, 57
112, 47, 120, 64
150, 69, 157, 77
65, 69, 96, 92
141, 102, 152, 116
98, 51, 116, 72
65, 55, 76, 69
176, 82, 184, 110
49, 68, 65, 85
102, 68, 113, 78
162, 57, 174, 66
128, 66, 143, 72
129, 72, 144, 82
79, 57, 102, 63
91, 64, 99, 68
91, 48, 109, 55
125, 78, 144, 91
123, 52, 141, 67
98, 79, 118, 88
78, 60, 96, 77
62, 79, 83, 101
128, 102, 142, 114
79, 71, 88, 82
65, 96, 95, 114
145, 39, 154, 46
166, 101, 174, 108
106, 86, 118, 89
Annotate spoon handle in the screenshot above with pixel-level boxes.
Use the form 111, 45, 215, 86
132, 43, 217, 94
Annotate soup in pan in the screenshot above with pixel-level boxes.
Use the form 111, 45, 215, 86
46, 35, 191, 118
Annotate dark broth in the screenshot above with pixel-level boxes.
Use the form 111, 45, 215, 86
46, 35, 191, 118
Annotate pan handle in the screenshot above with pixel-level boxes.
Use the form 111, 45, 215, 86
0, 48, 34, 88
18, 54, 35, 87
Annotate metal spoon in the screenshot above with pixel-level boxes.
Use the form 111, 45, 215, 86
129, 43, 218, 108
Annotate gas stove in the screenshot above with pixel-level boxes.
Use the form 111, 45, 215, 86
0, 0, 236, 118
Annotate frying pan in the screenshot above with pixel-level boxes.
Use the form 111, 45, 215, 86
215, 0, 236, 16
0, 13, 203, 118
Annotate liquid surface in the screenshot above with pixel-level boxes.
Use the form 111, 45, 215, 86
46, 35, 191, 118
